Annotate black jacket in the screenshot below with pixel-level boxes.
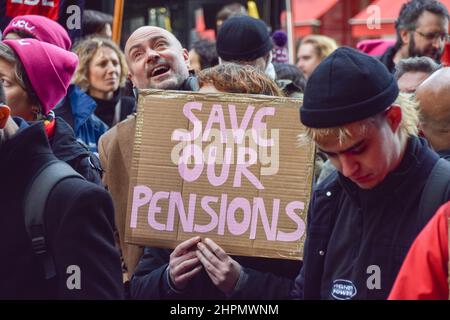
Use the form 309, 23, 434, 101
0, 121, 124, 299
92, 90, 136, 128
291, 136, 449, 299
50, 117, 103, 185
130, 247, 301, 300
378, 45, 398, 74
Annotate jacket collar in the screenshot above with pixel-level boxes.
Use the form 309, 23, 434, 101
338, 136, 439, 205
179, 74, 199, 91
67, 85, 98, 131
12, 117, 30, 130
49, 117, 89, 162
437, 148, 450, 161
379, 45, 397, 74
0, 121, 55, 192
91, 88, 121, 106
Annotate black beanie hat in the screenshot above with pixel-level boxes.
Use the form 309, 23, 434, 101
300, 47, 399, 128
216, 15, 273, 61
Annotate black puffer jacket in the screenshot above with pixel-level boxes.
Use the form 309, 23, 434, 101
378, 45, 398, 74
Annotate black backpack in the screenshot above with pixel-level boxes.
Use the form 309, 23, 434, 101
418, 158, 450, 224
23, 160, 84, 280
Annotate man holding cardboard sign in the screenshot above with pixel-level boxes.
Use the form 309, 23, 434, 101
128, 89, 310, 299
99, 25, 199, 285
292, 47, 450, 300
99, 27, 307, 299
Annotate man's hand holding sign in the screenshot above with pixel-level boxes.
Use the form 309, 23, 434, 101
196, 237, 242, 295
168, 236, 202, 291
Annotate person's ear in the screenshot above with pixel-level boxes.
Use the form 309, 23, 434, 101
182, 48, 190, 68
265, 52, 272, 64
128, 72, 136, 88
400, 29, 411, 46
0, 105, 11, 129
385, 105, 402, 133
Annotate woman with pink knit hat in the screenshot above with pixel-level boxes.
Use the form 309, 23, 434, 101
0, 38, 102, 184
2, 15, 112, 155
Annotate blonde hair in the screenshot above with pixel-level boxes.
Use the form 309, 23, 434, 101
301, 93, 419, 144
299, 35, 338, 61
198, 63, 284, 96
72, 37, 128, 91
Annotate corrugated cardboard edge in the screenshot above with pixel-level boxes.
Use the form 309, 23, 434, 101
125, 89, 313, 260
124, 92, 146, 245
136, 89, 305, 105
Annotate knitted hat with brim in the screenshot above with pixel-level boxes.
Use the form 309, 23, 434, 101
300, 47, 399, 128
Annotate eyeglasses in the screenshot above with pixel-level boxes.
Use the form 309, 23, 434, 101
414, 30, 450, 42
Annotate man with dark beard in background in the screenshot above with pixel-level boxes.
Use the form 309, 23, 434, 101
379, 0, 449, 73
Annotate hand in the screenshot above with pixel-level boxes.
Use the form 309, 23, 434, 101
168, 236, 203, 291
196, 238, 242, 295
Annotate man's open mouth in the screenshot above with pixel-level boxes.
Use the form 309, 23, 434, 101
151, 65, 170, 77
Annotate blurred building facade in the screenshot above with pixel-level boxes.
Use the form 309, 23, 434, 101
88, 0, 450, 60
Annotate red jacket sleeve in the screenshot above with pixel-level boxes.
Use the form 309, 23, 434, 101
388, 202, 449, 300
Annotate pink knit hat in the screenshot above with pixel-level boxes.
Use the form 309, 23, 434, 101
3, 39, 78, 116
4, 15, 71, 50
356, 39, 396, 57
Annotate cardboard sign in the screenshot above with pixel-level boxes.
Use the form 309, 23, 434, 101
125, 90, 315, 260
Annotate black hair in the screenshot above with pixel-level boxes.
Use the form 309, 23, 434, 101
7, 29, 33, 39
273, 62, 306, 95
395, 0, 450, 48
82, 10, 113, 38
395, 56, 441, 80
191, 39, 219, 70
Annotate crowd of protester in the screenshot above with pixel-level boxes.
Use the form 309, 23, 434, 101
1, 0, 450, 300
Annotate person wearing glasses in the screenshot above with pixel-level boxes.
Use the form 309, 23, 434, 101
379, 0, 449, 73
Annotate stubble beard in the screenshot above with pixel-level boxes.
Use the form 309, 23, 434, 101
408, 36, 442, 63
